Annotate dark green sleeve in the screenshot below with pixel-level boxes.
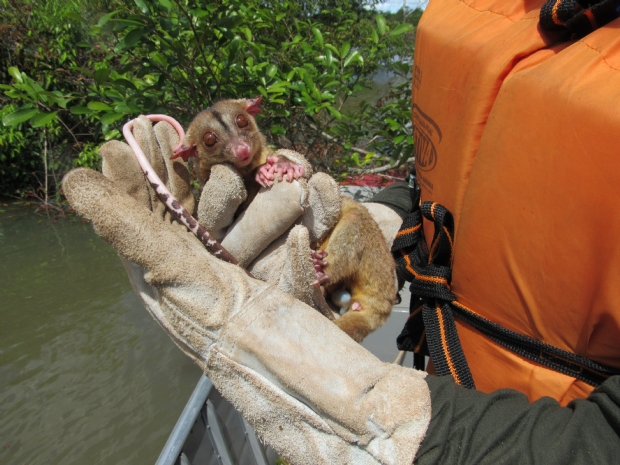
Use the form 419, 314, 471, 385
366, 182, 412, 220
415, 375, 620, 464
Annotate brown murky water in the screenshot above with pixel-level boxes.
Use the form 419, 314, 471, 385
0, 203, 201, 465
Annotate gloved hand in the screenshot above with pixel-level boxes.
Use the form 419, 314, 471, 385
62, 117, 431, 465
194, 148, 341, 317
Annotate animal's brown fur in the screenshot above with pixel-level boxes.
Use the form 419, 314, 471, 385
319, 196, 396, 342
184, 99, 272, 184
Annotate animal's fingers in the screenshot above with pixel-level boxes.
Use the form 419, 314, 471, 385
312, 271, 330, 287
312, 250, 328, 259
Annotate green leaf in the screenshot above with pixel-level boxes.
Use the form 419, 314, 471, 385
158, 0, 172, 11
343, 50, 362, 68
100, 112, 125, 124
54, 98, 72, 109
341, 42, 350, 59
265, 64, 278, 79
113, 79, 137, 90
267, 82, 288, 93
326, 105, 342, 119
385, 118, 400, 130
104, 129, 121, 141
270, 125, 286, 135
87, 101, 112, 111
114, 103, 132, 113
325, 48, 333, 66
312, 27, 324, 48
276, 13, 285, 21
8, 67, 23, 84
376, 15, 386, 36
70, 105, 93, 115
133, 0, 150, 14
241, 27, 252, 41
371, 29, 379, 44
393, 134, 406, 144
390, 23, 414, 36
324, 44, 339, 56
30, 112, 58, 128
98, 10, 120, 27
229, 36, 241, 58
3, 108, 38, 126
95, 68, 110, 86
121, 27, 149, 49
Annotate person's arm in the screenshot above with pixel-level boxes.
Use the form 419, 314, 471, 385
416, 374, 620, 464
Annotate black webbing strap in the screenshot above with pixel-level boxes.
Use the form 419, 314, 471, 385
392, 200, 476, 389
392, 198, 620, 388
450, 300, 620, 386
540, 0, 620, 38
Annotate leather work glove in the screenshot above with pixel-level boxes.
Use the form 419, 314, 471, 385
194, 147, 341, 317
62, 117, 431, 465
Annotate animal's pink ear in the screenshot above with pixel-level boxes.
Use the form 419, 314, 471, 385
245, 96, 263, 116
171, 143, 197, 162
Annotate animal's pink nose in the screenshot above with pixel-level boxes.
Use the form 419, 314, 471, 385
234, 142, 251, 164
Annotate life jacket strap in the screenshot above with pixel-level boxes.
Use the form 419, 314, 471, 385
393, 199, 620, 388
540, 0, 620, 39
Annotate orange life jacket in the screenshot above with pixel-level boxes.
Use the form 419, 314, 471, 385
413, 0, 620, 405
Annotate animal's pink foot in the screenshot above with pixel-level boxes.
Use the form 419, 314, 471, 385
311, 250, 329, 286
255, 156, 305, 187
351, 301, 362, 311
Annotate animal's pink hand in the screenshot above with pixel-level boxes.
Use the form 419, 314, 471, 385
311, 250, 329, 286
255, 156, 278, 187
255, 156, 305, 187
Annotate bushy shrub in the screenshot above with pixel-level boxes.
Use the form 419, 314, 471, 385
1, 0, 421, 197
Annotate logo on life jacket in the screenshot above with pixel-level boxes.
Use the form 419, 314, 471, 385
413, 104, 442, 172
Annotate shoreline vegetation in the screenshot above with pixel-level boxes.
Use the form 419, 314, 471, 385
1, 0, 422, 211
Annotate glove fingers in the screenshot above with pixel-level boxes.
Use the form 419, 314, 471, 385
133, 115, 168, 218
221, 180, 305, 267
301, 173, 341, 243
197, 164, 247, 241
277, 225, 334, 320
153, 121, 195, 215
100, 140, 151, 210
63, 167, 266, 326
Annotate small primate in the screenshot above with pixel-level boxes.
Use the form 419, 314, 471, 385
172, 96, 304, 196
172, 97, 396, 342
315, 196, 396, 342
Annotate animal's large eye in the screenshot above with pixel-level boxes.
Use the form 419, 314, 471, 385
235, 114, 249, 128
203, 132, 218, 147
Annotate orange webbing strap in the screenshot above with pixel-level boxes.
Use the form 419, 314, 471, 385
393, 201, 475, 389
393, 202, 620, 388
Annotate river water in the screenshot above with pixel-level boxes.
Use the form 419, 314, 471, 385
0, 202, 202, 465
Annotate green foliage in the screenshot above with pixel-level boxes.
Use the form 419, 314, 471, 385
0, 104, 43, 195
73, 142, 102, 170
1, 0, 421, 197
